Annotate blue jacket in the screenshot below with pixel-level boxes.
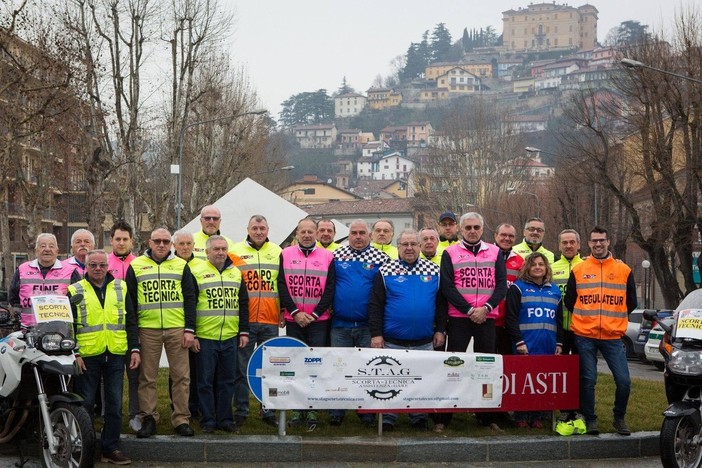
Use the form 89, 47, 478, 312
505, 279, 563, 355
332, 245, 389, 327
368, 258, 446, 344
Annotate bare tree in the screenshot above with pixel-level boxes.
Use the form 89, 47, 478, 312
411, 98, 528, 232
557, 11, 702, 306
0, 2, 84, 287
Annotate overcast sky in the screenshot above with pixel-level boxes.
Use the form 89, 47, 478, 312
227, 1, 691, 117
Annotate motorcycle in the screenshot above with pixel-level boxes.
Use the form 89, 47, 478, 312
645, 288, 702, 468
0, 295, 94, 468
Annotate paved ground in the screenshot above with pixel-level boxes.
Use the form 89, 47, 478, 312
0, 455, 663, 467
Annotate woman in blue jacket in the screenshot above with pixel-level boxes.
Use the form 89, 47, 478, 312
506, 252, 564, 429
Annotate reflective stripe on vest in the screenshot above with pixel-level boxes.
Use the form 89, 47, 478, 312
571, 256, 630, 340
68, 279, 128, 357
231, 241, 281, 325
192, 261, 242, 340
281, 246, 333, 321
18, 261, 75, 327
131, 255, 187, 328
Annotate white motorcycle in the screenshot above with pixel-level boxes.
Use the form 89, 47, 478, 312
0, 295, 94, 468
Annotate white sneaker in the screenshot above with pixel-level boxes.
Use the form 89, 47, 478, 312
129, 416, 142, 432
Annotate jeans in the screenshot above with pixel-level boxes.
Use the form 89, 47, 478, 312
575, 335, 630, 423
234, 323, 279, 419
285, 319, 329, 347
75, 352, 125, 454
197, 336, 238, 429
330, 325, 371, 347
381, 341, 432, 427
330, 326, 372, 422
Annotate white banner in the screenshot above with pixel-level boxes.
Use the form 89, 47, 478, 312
261, 347, 503, 410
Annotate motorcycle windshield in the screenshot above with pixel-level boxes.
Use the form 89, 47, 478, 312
32, 321, 75, 340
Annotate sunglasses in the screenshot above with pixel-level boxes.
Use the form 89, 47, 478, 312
463, 225, 482, 231
151, 239, 171, 245
202, 216, 220, 221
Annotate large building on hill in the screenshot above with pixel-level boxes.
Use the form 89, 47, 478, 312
502, 3, 598, 52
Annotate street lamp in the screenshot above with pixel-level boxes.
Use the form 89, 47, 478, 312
621, 58, 702, 85
174, 109, 267, 229
506, 187, 541, 217
642, 260, 652, 308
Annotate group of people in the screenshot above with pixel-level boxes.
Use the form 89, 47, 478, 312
8, 206, 638, 465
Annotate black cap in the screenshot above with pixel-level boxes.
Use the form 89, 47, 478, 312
438, 211, 457, 223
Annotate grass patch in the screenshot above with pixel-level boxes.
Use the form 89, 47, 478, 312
117, 370, 666, 437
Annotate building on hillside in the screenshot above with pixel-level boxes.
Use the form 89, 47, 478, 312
380, 126, 408, 143
509, 153, 555, 179
374, 151, 415, 181
351, 179, 408, 199
293, 124, 338, 149
278, 175, 362, 205
502, 114, 549, 134
560, 66, 615, 91
304, 198, 418, 245
497, 57, 525, 80
589, 46, 619, 66
436, 67, 483, 95
334, 92, 367, 118
337, 129, 374, 153
406, 122, 433, 146
502, 3, 598, 52
361, 140, 389, 157
418, 87, 450, 102
367, 88, 402, 110
512, 77, 536, 94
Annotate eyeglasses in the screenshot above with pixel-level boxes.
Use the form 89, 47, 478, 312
589, 238, 608, 244
463, 225, 482, 231
87, 263, 108, 269
150, 239, 171, 245
202, 216, 220, 221
399, 242, 419, 248
526, 227, 545, 233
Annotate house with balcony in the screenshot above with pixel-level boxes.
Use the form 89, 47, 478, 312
293, 124, 338, 149
436, 67, 482, 95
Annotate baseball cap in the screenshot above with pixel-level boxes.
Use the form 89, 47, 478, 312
438, 211, 457, 223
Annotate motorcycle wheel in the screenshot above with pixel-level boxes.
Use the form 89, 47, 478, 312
660, 414, 702, 468
40, 402, 95, 468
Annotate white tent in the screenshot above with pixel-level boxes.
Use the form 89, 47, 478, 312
181, 177, 349, 244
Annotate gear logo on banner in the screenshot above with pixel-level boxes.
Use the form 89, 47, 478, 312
347, 355, 422, 401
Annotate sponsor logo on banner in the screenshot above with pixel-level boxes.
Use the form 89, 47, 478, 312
268, 388, 290, 397
269, 356, 290, 365
304, 357, 322, 365
447, 372, 460, 382
347, 355, 420, 401
476, 356, 495, 362
280, 371, 295, 376
444, 356, 465, 367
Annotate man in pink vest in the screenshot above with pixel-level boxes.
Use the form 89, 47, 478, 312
107, 221, 136, 281
277, 218, 335, 430
106, 220, 141, 432
433, 212, 507, 433
9, 233, 81, 328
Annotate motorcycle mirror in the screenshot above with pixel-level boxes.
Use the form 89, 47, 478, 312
642, 310, 657, 321
69, 294, 84, 305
